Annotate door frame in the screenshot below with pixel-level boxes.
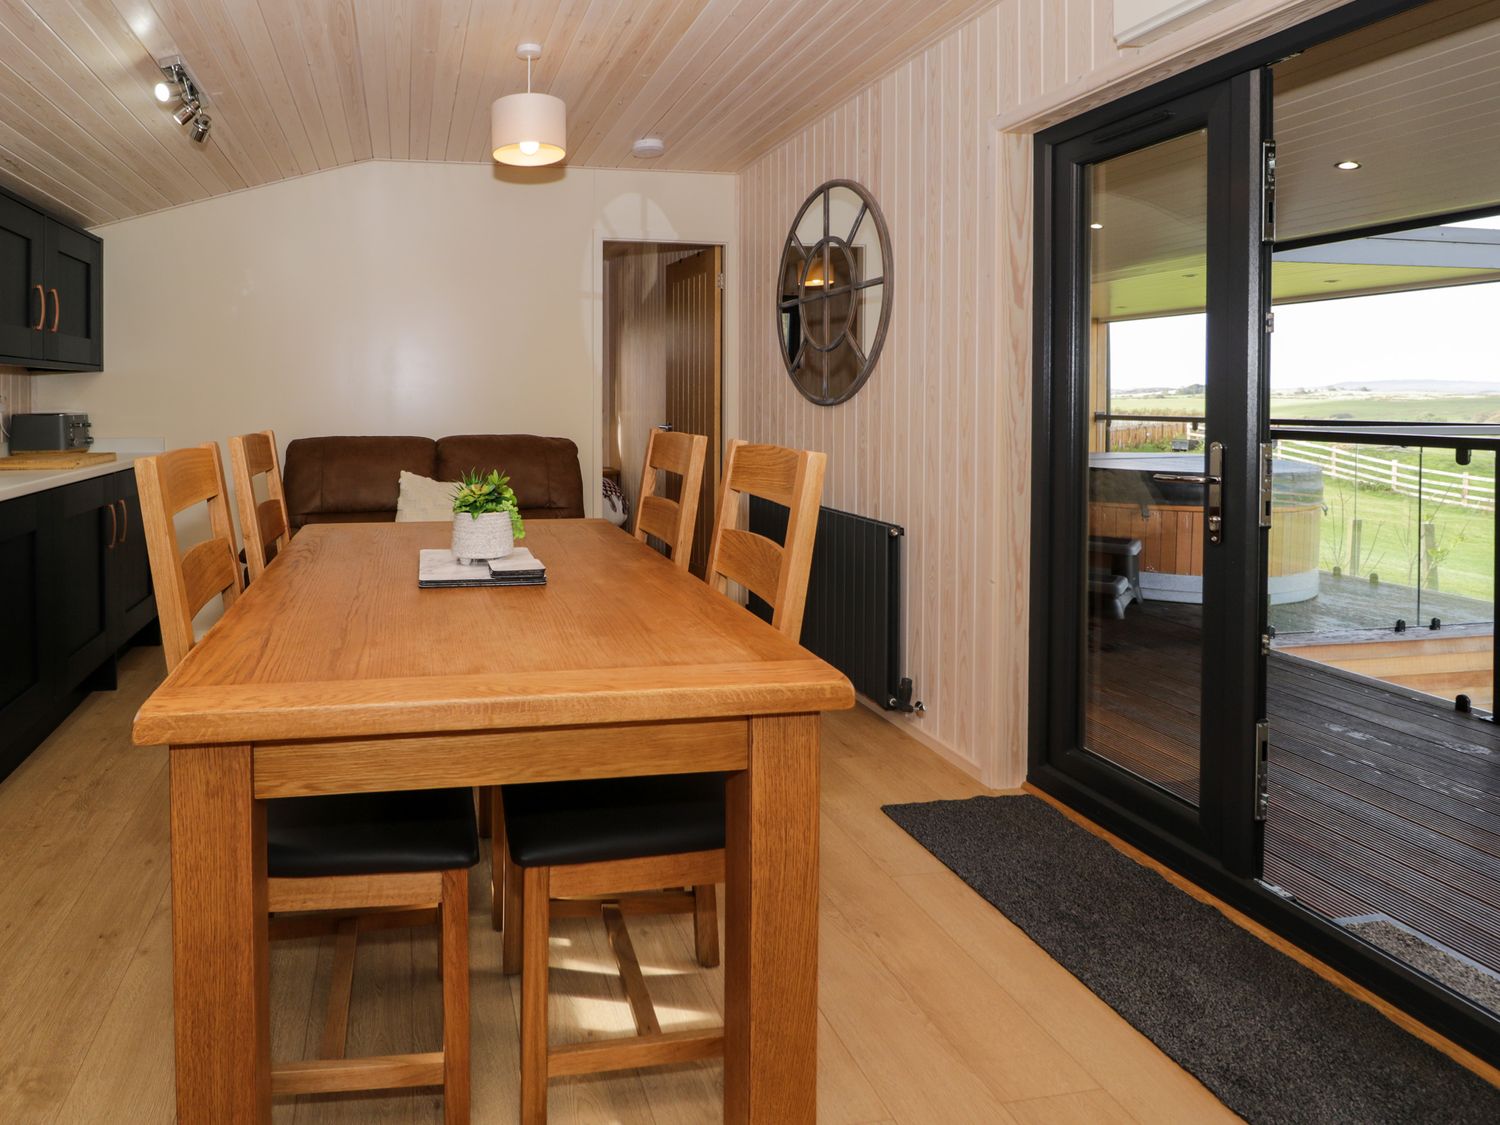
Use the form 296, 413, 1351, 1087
1029, 71, 1270, 876
1026, 0, 1500, 1066
593, 235, 731, 522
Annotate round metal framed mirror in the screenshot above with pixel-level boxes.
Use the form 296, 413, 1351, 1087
777, 179, 892, 406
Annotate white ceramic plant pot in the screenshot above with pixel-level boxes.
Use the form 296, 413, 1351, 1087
452, 511, 514, 564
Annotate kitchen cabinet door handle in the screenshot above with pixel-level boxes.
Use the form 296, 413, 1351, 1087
106, 500, 117, 549
49, 288, 60, 332
117, 500, 128, 544
31, 284, 44, 329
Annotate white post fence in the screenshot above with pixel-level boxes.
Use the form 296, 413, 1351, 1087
1277, 440, 1496, 513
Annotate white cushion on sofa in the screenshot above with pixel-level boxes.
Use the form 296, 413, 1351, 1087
395, 471, 459, 522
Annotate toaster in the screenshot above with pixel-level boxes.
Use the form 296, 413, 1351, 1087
9, 412, 94, 452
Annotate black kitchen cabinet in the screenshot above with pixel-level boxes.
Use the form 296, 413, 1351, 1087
0, 494, 48, 777
51, 477, 112, 691
106, 471, 155, 647
0, 468, 156, 782
0, 186, 102, 372
0, 192, 46, 360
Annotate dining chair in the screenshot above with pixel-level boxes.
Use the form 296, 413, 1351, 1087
481, 428, 710, 917
134, 443, 477, 1122
494, 439, 826, 1123
632, 427, 709, 568
228, 428, 291, 581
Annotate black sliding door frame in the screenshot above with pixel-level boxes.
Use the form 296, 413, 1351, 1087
1031, 71, 1269, 877
1027, 0, 1500, 1066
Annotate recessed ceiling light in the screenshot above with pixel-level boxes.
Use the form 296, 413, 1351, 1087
632, 137, 666, 159
1089, 222, 1103, 230
1334, 160, 1361, 171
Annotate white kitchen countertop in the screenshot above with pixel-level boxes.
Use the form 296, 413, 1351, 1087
0, 439, 165, 503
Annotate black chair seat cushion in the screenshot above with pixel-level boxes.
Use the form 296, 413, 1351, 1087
267, 788, 480, 879
502, 773, 727, 869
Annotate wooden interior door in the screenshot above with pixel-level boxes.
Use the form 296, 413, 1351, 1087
665, 246, 723, 577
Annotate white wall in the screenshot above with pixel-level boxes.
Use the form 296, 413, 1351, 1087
35, 160, 737, 516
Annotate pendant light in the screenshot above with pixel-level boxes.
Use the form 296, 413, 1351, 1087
491, 43, 566, 167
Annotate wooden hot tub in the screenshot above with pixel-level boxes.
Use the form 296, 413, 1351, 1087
1088, 452, 1323, 604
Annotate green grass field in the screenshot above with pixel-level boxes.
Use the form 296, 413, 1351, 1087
1113, 392, 1500, 423
1303, 477, 1494, 605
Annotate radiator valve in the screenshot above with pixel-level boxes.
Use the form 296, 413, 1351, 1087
886, 678, 923, 714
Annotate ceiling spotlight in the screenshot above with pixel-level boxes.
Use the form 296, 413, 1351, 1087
173, 100, 201, 126
632, 137, 666, 159
1089, 222, 1103, 230
1334, 159, 1361, 171
189, 114, 212, 144
155, 58, 191, 103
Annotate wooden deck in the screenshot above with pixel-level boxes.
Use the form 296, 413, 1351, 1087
1087, 603, 1500, 986
1265, 655, 1500, 979
1274, 631, 1493, 712
1268, 571, 1493, 637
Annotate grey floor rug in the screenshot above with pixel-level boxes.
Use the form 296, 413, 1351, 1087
883, 795, 1500, 1125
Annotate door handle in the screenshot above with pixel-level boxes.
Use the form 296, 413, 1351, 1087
1153, 441, 1225, 544
106, 500, 117, 549
49, 288, 60, 332
1151, 473, 1220, 484
31, 284, 44, 329
117, 499, 128, 544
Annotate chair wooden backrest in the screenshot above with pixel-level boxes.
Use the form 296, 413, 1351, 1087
229, 429, 291, 581
705, 439, 827, 639
133, 443, 244, 673
633, 428, 709, 569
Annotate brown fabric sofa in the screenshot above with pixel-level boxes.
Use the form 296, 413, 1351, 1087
283, 434, 585, 530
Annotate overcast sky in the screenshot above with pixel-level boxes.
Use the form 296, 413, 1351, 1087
1108, 217, 1500, 394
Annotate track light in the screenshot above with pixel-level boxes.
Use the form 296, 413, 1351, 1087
154, 55, 209, 145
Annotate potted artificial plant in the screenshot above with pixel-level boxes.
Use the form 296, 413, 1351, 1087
451, 469, 526, 564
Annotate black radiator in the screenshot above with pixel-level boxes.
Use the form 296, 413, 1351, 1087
748, 498, 919, 712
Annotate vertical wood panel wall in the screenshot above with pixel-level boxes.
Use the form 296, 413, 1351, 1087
736, 0, 1183, 785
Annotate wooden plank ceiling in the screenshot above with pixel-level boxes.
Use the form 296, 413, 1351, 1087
0, 0, 993, 227
1275, 0, 1500, 243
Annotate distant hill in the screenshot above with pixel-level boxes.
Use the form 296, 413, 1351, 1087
1316, 379, 1500, 394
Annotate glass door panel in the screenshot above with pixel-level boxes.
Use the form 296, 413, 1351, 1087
1033, 69, 1269, 877
1085, 129, 1210, 807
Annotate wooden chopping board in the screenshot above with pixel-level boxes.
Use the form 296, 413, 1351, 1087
0, 450, 117, 470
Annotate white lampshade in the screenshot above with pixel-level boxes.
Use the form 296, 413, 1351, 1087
491, 92, 566, 166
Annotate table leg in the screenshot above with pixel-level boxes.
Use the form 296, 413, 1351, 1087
170, 744, 270, 1123
724, 713, 819, 1124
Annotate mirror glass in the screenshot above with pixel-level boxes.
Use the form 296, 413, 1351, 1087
778, 179, 892, 406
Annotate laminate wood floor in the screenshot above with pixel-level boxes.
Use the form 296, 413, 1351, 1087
0, 646, 1237, 1124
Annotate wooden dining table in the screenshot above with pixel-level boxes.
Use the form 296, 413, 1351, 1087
132, 518, 853, 1123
